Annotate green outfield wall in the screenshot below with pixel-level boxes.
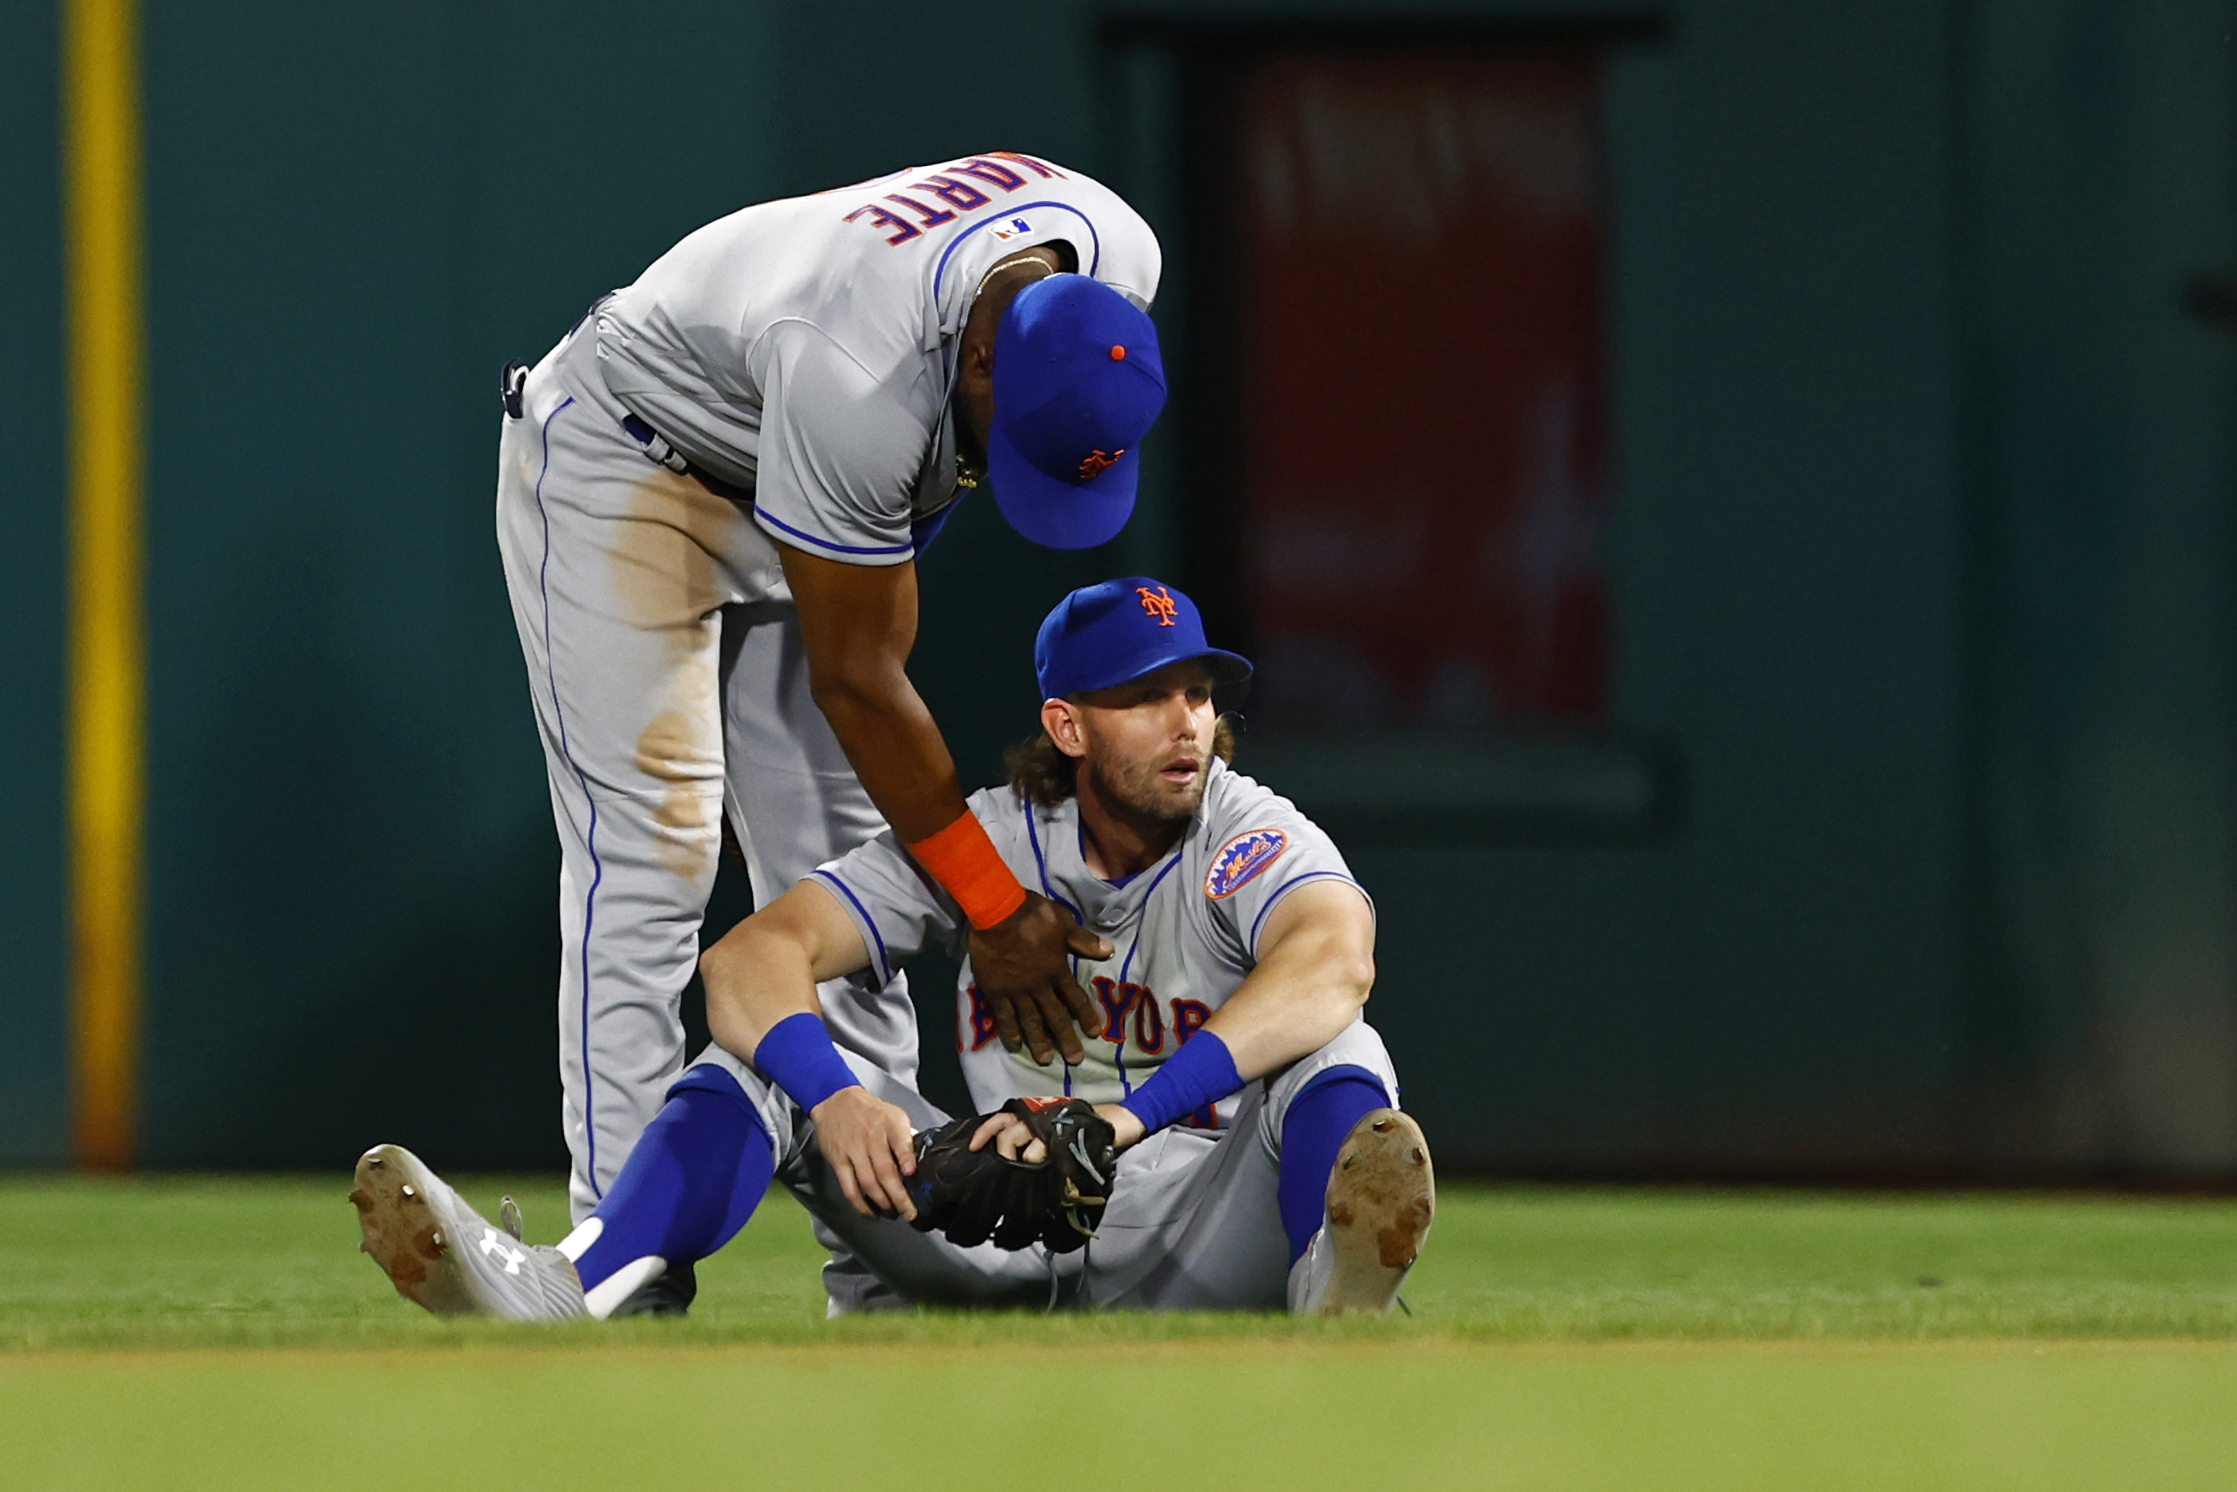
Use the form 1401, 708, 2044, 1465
0, 0, 2230, 1177
0, 0, 69, 1164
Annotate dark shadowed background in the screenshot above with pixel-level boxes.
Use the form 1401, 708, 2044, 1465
4, 0, 2234, 1181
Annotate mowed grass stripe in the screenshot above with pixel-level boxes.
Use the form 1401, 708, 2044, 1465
5, 1177, 2237, 1349
4, 1342, 2237, 1491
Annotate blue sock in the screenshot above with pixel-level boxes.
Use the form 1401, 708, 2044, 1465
573, 1065, 775, 1292
1277, 1068, 1391, 1266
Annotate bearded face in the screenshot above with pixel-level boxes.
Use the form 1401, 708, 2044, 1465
1071, 662, 1218, 828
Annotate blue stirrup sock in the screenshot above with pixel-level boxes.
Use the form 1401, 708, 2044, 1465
1277, 1067, 1392, 1266
561, 1065, 774, 1310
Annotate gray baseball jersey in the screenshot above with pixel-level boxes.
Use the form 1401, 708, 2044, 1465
806, 757, 1373, 1123
593, 152, 1161, 566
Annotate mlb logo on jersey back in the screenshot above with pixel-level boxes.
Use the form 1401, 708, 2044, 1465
1206, 828, 1289, 898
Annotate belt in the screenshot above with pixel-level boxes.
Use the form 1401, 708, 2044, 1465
620, 413, 690, 474
497, 356, 751, 502
502, 357, 954, 557
619, 413, 753, 502
626, 400, 958, 555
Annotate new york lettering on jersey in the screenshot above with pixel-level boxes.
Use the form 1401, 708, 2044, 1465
960, 978, 1221, 1130
958, 978, 1211, 1059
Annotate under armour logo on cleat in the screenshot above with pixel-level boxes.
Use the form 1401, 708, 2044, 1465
479, 1227, 527, 1275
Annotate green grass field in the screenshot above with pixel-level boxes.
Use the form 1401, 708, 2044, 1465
5, 1176, 2237, 1488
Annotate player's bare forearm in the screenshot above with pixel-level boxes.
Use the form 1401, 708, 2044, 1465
1202, 881, 1377, 1081
779, 543, 1110, 1065
778, 543, 972, 842
699, 879, 873, 1064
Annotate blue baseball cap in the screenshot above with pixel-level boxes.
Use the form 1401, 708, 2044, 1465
1034, 577, 1253, 700
989, 276, 1167, 551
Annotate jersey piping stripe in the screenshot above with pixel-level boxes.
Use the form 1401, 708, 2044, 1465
531, 395, 608, 1199
1021, 804, 1086, 924
812, 870, 892, 988
931, 202, 1104, 306
1245, 871, 1366, 959
753, 505, 916, 558
1117, 848, 1187, 987
1021, 805, 1081, 1093
1109, 846, 1187, 1099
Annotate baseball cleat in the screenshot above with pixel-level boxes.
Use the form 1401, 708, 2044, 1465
1287, 1109, 1435, 1315
350, 1144, 588, 1321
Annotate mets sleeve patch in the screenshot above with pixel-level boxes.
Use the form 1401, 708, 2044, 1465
1205, 828, 1289, 899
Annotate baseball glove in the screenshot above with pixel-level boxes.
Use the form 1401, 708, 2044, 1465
907, 1097, 1117, 1253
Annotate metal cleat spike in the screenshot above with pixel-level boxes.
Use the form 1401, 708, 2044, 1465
401, 1185, 415, 1198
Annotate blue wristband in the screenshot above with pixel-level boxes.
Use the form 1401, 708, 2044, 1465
752, 1012, 862, 1112
1118, 1031, 1243, 1135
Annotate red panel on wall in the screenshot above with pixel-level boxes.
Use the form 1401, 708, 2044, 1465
1236, 49, 1609, 731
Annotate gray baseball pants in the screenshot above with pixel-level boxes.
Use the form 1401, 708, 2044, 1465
495, 320, 918, 1223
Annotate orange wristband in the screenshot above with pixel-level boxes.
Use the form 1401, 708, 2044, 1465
908, 810, 1028, 930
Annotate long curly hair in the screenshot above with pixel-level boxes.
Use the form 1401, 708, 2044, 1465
1005, 714, 1238, 807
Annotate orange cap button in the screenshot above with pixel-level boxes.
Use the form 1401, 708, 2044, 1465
1110, 345, 1126, 360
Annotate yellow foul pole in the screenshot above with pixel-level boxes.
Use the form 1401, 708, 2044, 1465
62, 0, 145, 1171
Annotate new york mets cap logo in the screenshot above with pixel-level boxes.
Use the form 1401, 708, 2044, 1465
1206, 828, 1289, 899
1136, 584, 1178, 626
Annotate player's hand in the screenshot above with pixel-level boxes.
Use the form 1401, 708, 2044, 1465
970, 1110, 1042, 1162
810, 1087, 919, 1220
1093, 1104, 1147, 1153
968, 891, 1112, 1066
970, 1102, 1143, 1158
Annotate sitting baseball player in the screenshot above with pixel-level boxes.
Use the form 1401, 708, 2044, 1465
352, 577, 1433, 1316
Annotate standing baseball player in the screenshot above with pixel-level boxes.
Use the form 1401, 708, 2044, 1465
493, 153, 1166, 1309
354, 578, 1434, 1316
